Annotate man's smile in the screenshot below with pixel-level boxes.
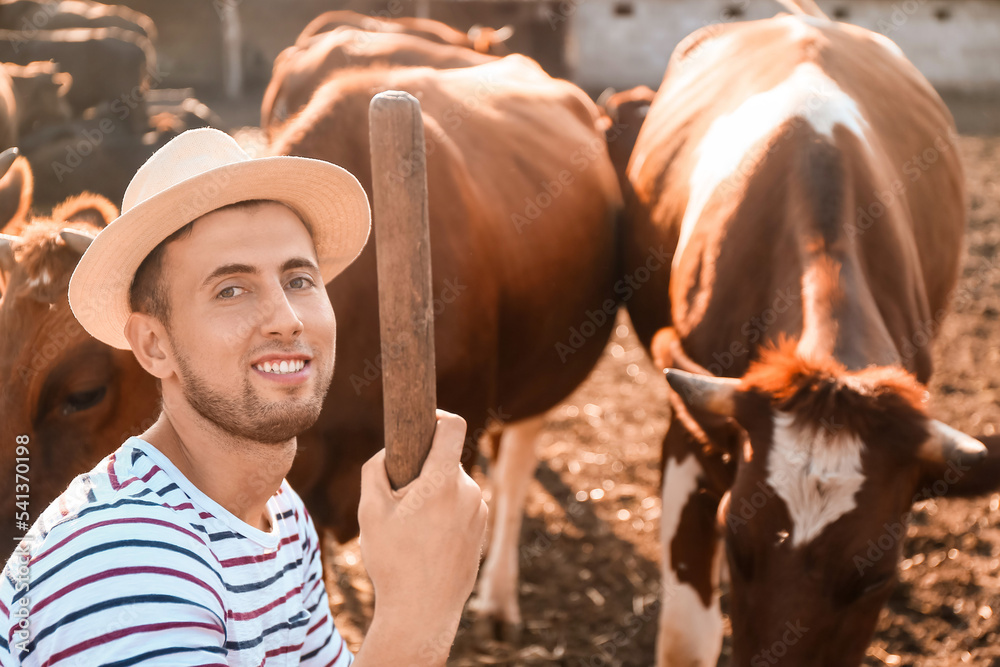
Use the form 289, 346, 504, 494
251, 354, 313, 383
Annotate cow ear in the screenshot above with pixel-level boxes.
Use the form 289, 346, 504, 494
664, 368, 741, 417
52, 194, 119, 228
53, 71, 73, 96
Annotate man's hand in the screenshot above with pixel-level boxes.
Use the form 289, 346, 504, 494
353, 410, 488, 667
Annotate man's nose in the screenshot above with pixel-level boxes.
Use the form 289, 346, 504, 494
259, 286, 303, 340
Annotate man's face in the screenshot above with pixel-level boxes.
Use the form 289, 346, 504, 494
158, 202, 336, 443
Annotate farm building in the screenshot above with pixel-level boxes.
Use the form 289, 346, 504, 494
112, 0, 1000, 96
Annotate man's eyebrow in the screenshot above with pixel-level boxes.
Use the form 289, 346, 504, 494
282, 257, 320, 273
199, 258, 319, 288
200, 263, 257, 287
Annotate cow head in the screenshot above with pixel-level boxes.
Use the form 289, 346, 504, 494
0, 197, 159, 554
665, 341, 988, 666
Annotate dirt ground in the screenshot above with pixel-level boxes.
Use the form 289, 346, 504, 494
313, 133, 1000, 666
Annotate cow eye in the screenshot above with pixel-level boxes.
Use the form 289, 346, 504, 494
860, 573, 894, 597
62, 386, 107, 415
840, 571, 894, 606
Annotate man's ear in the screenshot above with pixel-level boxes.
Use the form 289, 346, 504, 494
124, 311, 174, 379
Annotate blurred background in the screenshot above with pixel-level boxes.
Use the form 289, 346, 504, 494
118, 0, 1000, 126
2, 1, 999, 665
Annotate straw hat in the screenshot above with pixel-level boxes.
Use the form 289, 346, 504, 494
68, 127, 371, 350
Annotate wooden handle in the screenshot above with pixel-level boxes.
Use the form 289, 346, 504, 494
369, 91, 437, 490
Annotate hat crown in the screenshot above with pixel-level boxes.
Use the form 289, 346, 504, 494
122, 128, 250, 213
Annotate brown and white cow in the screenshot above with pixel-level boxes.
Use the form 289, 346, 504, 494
623, 2, 997, 664
0, 195, 160, 550
270, 54, 621, 633
261, 28, 496, 135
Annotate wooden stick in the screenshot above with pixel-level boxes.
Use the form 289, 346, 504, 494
369, 91, 437, 490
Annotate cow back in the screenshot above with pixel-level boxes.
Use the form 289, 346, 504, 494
627, 16, 964, 378
262, 29, 496, 133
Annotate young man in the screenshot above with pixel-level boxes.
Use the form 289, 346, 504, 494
0, 128, 488, 665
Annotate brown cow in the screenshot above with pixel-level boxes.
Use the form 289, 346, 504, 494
0, 0, 156, 41
0, 196, 159, 551
0, 27, 155, 131
270, 54, 621, 634
3, 62, 73, 137
261, 28, 496, 135
294, 9, 511, 54
622, 2, 997, 665
0, 61, 73, 150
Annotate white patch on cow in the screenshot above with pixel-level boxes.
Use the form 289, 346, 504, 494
26, 268, 52, 289
674, 62, 869, 269
657, 455, 723, 667
767, 411, 866, 547
472, 413, 545, 628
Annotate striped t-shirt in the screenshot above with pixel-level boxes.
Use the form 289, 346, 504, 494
0, 437, 353, 666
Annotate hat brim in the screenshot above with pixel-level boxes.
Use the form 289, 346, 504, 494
68, 155, 371, 350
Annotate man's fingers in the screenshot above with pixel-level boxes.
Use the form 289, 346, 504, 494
421, 409, 468, 473
360, 448, 391, 500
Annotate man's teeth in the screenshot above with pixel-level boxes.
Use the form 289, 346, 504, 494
254, 360, 306, 374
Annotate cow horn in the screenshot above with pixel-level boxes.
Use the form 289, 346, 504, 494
0, 233, 17, 273
596, 86, 617, 110
664, 368, 740, 416
0, 147, 19, 181
918, 420, 988, 468
490, 25, 514, 43
59, 228, 96, 255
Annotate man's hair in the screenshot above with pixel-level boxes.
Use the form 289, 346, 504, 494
129, 200, 273, 323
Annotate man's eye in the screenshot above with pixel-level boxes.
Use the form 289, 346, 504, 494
288, 276, 314, 289
218, 286, 245, 299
